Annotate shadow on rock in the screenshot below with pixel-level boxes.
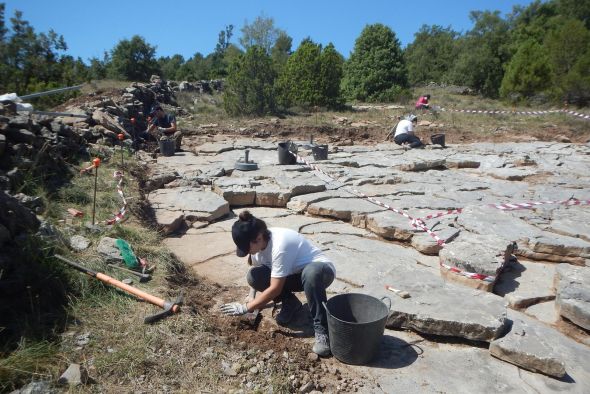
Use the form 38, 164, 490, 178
366, 334, 420, 369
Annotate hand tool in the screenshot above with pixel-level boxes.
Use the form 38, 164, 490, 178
54, 254, 181, 323
107, 263, 151, 282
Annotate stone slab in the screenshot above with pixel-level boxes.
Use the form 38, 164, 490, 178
307, 197, 385, 221
555, 264, 590, 330
439, 233, 516, 278
364, 210, 418, 241
490, 310, 590, 381
310, 233, 508, 342
525, 301, 560, 325
148, 187, 230, 223
494, 260, 556, 309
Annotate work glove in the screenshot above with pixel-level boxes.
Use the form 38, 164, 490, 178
157, 127, 166, 133
220, 302, 248, 316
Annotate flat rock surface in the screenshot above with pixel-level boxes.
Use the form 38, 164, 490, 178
495, 259, 556, 308
555, 264, 590, 330
525, 300, 560, 325
149, 139, 590, 391
148, 187, 230, 223
439, 233, 515, 277
490, 310, 590, 381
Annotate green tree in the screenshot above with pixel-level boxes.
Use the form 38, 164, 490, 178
88, 51, 109, 80
404, 25, 458, 85
239, 14, 286, 54
276, 39, 322, 108
223, 45, 276, 116
158, 54, 185, 80
507, 0, 558, 47
210, 25, 234, 77
271, 31, 292, 73
499, 40, 553, 100
342, 24, 407, 102
545, 18, 590, 103
557, 0, 590, 28
107, 35, 160, 81
177, 52, 210, 81
319, 43, 344, 108
276, 39, 344, 109
0, 4, 87, 107
560, 48, 590, 104
449, 11, 510, 97
545, 18, 590, 81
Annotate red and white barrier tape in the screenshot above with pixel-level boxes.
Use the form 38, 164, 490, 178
105, 170, 128, 225
491, 198, 590, 211
295, 153, 446, 246
562, 110, 590, 120
438, 107, 589, 120
295, 152, 589, 283
440, 262, 496, 283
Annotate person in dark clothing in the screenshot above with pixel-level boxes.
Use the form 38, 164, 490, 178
140, 104, 182, 150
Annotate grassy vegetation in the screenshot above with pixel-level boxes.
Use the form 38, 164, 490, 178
0, 148, 196, 392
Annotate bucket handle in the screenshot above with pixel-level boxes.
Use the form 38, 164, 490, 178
380, 296, 392, 311
322, 301, 331, 317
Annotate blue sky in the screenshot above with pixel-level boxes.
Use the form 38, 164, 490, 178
5, 0, 533, 62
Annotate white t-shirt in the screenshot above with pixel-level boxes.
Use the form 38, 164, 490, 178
250, 227, 336, 278
394, 119, 414, 137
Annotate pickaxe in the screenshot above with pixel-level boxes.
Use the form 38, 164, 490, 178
54, 255, 181, 323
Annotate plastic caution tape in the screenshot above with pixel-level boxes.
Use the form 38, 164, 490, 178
105, 171, 128, 225
295, 152, 590, 283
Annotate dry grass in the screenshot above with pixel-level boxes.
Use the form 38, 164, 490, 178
178, 86, 589, 144
1, 148, 312, 393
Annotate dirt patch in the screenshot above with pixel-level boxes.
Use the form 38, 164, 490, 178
166, 260, 376, 392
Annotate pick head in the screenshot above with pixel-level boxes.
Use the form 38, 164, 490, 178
92, 158, 101, 168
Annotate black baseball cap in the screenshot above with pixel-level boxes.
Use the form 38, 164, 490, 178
232, 219, 259, 257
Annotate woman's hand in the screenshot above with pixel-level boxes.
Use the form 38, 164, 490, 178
219, 302, 249, 316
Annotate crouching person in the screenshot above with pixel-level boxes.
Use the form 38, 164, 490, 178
220, 211, 336, 357
141, 104, 183, 151
393, 114, 423, 149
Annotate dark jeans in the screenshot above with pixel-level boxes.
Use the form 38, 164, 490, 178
394, 133, 423, 148
247, 262, 335, 335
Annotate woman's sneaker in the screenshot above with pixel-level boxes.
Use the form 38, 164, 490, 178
312, 332, 331, 357
275, 293, 302, 325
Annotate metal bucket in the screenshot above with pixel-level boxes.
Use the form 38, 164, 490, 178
323, 293, 391, 365
159, 138, 176, 156
430, 133, 445, 147
312, 144, 328, 160
278, 142, 297, 165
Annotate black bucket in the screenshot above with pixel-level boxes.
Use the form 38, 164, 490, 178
278, 142, 296, 165
430, 133, 446, 147
312, 144, 328, 160
323, 294, 391, 365
159, 138, 176, 156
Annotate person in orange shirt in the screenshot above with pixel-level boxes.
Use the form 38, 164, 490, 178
415, 94, 430, 110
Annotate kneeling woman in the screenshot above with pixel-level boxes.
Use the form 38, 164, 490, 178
220, 211, 336, 356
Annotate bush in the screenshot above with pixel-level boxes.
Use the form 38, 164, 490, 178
342, 24, 408, 102
500, 40, 553, 101
223, 46, 277, 116
276, 39, 344, 109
